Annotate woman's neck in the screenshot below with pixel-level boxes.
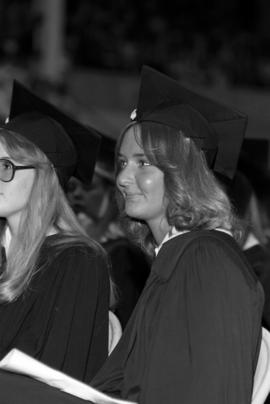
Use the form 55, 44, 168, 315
148, 218, 171, 246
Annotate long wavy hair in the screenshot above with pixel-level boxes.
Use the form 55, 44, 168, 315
115, 121, 242, 258
0, 128, 106, 302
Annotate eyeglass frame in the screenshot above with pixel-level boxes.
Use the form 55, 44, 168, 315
0, 158, 35, 182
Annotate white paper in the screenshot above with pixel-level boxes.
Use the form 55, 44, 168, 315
0, 349, 136, 404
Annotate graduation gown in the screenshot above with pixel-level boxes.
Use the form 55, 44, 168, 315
92, 230, 264, 404
0, 234, 110, 382
0, 230, 263, 404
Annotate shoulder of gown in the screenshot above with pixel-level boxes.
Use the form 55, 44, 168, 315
0, 236, 110, 382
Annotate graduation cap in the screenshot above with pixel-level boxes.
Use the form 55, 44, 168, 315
131, 66, 248, 180
2, 80, 101, 187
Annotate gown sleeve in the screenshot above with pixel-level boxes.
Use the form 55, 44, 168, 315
17, 245, 110, 383
142, 236, 262, 404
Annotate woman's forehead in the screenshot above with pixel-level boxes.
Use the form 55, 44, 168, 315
120, 127, 143, 154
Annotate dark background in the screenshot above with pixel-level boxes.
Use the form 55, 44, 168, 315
0, 0, 270, 141
1, 0, 270, 86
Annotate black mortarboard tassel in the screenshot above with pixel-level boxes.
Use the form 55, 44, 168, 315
2, 80, 101, 187
131, 66, 248, 180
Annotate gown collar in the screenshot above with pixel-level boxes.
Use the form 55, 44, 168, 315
155, 226, 232, 256
152, 227, 234, 281
154, 227, 187, 256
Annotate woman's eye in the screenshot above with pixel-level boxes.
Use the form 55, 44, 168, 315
117, 159, 126, 169
138, 159, 150, 167
1, 162, 11, 170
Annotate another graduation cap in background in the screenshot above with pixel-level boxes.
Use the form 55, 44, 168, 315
2, 80, 101, 188
131, 65, 248, 180
95, 133, 116, 183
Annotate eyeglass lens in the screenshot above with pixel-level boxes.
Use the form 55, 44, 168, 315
0, 160, 14, 182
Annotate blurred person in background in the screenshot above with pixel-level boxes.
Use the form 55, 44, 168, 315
238, 138, 270, 244
0, 81, 110, 383
227, 170, 270, 330
67, 133, 150, 329
252, 173, 270, 243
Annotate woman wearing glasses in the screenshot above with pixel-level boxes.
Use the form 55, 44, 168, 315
0, 82, 110, 383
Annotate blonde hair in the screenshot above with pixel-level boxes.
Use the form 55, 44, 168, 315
116, 122, 242, 258
0, 128, 105, 302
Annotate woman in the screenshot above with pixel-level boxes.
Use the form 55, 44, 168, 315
0, 67, 264, 404
90, 67, 263, 404
0, 81, 110, 383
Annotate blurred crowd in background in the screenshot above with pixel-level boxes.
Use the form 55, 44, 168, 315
0, 0, 270, 87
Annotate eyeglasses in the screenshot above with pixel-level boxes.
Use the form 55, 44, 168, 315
0, 158, 35, 182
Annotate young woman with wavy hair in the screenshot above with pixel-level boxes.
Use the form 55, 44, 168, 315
116, 120, 242, 259
90, 67, 263, 404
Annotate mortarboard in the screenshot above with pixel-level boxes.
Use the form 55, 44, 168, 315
2, 80, 101, 187
131, 66, 248, 180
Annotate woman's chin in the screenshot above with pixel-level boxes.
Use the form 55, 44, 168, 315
125, 207, 144, 220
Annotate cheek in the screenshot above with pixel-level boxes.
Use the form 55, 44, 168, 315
0, 172, 35, 219
6, 187, 30, 212
139, 173, 165, 198
18, 182, 32, 202
12, 175, 35, 204
138, 175, 156, 191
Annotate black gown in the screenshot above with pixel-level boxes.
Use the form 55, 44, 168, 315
0, 234, 110, 383
103, 237, 150, 328
0, 230, 264, 404
244, 243, 270, 331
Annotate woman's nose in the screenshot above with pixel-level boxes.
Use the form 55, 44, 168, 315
116, 164, 134, 189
